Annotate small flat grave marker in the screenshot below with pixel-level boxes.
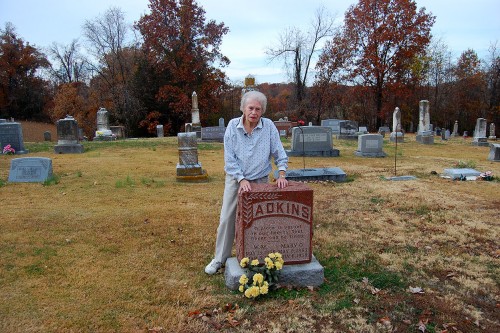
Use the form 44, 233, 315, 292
8, 157, 53, 183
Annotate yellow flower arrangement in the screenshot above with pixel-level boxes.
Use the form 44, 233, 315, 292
238, 252, 284, 299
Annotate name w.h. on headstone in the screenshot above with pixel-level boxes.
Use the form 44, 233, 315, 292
8, 157, 53, 182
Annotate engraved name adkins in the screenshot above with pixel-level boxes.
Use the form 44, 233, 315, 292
236, 183, 313, 265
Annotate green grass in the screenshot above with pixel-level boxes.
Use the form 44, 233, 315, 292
452, 159, 476, 169
43, 174, 60, 186
115, 175, 136, 188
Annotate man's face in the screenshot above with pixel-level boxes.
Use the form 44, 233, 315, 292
243, 99, 263, 125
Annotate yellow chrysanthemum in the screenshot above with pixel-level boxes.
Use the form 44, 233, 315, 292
240, 257, 249, 268
260, 283, 269, 294
239, 274, 248, 285
274, 252, 282, 259
239, 285, 244, 292
244, 286, 260, 298
253, 273, 264, 285
268, 253, 276, 259
265, 257, 275, 269
251, 259, 259, 266
275, 261, 283, 270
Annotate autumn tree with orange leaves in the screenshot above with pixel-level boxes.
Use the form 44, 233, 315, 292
0, 23, 50, 120
317, 0, 435, 128
136, 0, 229, 134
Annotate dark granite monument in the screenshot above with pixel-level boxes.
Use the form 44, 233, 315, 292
0, 121, 28, 154
54, 116, 84, 154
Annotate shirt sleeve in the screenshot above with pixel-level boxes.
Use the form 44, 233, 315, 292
224, 120, 245, 182
269, 120, 288, 172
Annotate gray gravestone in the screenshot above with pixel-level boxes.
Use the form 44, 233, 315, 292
43, 131, 51, 141
472, 118, 488, 146
94, 108, 114, 141
0, 122, 28, 154
416, 100, 434, 144
489, 123, 496, 140
390, 107, 404, 143
201, 126, 225, 142
54, 116, 84, 154
176, 132, 208, 182
321, 119, 343, 136
338, 120, 358, 139
8, 157, 52, 182
287, 126, 339, 157
452, 120, 459, 137
378, 126, 391, 137
443, 168, 481, 180
156, 125, 164, 138
358, 126, 368, 134
218, 117, 225, 127
487, 143, 500, 161
355, 134, 386, 157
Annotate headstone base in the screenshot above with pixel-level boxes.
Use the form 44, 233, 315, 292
487, 143, 500, 161
355, 150, 387, 158
488, 136, 496, 141
224, 255, 324, 290
176, 164, 204, 176
176, 170, 208, 183
416, 134, 434, 144
286, 149, 339, 157
276, 167, 346, 182
54, 144, 84, 154
472, 138, 489, 146
93, 136, 116, 141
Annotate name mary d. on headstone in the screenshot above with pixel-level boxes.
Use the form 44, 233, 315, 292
8, 157, 53, 182
235, 182, 313, 265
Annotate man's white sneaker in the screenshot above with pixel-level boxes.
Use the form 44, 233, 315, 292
205, 259, 223, 275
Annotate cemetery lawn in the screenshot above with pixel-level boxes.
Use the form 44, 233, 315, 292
0, 135, 499, 332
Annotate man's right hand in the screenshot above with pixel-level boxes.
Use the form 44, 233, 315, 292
238, 179, 251, 193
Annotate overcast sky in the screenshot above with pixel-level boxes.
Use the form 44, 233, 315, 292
1, 0, 499, 84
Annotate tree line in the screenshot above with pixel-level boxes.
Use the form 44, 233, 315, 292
0, 0, 498, 138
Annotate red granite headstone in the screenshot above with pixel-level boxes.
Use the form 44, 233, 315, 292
274, 121, 297, 138
235, 182, 313, 265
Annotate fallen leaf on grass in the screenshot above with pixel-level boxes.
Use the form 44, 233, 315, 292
378, 316, 391, 326
409, 286, 425, 294
417, 320, 427, 332
370, 287, 381, 295
148, 327, 164, 332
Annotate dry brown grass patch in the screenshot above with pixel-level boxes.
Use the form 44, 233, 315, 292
0, 135, 499, 332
